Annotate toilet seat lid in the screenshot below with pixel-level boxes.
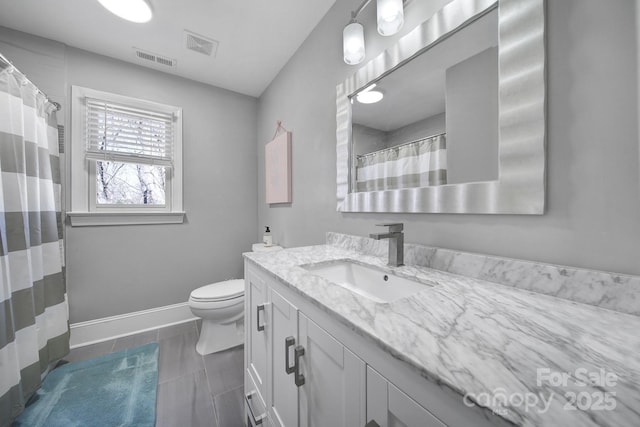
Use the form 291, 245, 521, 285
190, 279, 244, 302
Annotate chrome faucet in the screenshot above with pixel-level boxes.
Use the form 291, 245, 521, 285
370, 223, 404, 267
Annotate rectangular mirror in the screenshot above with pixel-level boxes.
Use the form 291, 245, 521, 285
336, 0, 546, 214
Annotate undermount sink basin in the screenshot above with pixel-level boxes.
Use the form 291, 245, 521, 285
302, 260, 432, 303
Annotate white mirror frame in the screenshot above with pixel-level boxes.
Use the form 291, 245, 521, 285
336, 0, 546, 214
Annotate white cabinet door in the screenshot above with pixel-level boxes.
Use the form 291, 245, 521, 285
298, 313, 366, 427
268, 289, 299, 427
246, 268, 269, 406
367, 367, 446, 427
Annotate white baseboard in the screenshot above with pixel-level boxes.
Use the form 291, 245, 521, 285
69, 302, 197, 349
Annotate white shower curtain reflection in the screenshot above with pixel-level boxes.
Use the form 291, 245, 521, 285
0, 56, 69, 426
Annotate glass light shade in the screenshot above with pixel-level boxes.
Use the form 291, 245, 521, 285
356, 90, 383, 104
97, 0, 153, 23
343, 22, 366, 65
377, 0, 404, 36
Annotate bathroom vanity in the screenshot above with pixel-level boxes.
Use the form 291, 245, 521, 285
243, 234, 640, 427
243, 255, 502, 427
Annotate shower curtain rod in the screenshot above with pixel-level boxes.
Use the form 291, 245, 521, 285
356, 131, 446, 158
0, 51, 62, 111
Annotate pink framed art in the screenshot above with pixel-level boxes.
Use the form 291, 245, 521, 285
265, 131, 292, 204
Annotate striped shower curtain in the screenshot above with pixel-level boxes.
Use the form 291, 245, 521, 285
355, 133, 447, 192
0, 61, 69, 426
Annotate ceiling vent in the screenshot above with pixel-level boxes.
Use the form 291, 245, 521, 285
184, 30, 218, 57
133, 47, 177, 70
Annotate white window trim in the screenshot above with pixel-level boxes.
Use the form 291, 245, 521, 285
68, 85, 184, 226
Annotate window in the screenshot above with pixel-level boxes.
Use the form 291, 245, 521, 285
69, 86, 184, 226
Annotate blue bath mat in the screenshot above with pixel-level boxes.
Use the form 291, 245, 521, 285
13, 342, 159, 427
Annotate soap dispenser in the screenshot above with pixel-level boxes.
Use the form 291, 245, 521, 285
263, 226, 273, 247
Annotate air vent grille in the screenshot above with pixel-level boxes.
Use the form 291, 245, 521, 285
155, 56, 174, 67
133, 47, 177, 70
184, 31, 218, 57
136, 51, 155, 62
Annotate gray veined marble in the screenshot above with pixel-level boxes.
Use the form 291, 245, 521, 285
327, 232, 640, 316
243, 239, 640, 427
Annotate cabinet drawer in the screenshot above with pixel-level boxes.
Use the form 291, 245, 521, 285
367, 366, 445, 427
389, 383, 445, 427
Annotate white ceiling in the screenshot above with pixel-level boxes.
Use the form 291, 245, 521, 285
0, 0, 336, 97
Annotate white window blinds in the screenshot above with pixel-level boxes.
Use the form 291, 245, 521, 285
85, 97, 174, 167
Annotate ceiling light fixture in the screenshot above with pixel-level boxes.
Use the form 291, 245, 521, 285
343, 0, 405, 65
97, 0, 153, 23
356, 83, 384, 104
357, 91, 384, 104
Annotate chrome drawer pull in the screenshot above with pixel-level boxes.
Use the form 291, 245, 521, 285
245, 392, 266, 425
285, 336, 296, 375
256, 304, 265, 332
294, 345, 305, 387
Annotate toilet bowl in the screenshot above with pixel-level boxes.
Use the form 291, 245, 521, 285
188, 244, 282, 355
189, 279, 245, 355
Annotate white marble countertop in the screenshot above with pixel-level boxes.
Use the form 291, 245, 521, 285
244, 244, 640, 427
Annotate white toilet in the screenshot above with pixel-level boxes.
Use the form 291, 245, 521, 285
188, 243, 282, 355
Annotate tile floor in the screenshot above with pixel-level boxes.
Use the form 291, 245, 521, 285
66, 320, 245, 427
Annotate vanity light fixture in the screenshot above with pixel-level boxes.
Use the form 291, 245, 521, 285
343, 0, 405, 65
343, 20, 366, 65
97, 0, 153, 23
377, 0, 404, 36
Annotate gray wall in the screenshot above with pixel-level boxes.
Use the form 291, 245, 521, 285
0, 27, 66, 119
65, 48, 259, 323
353, 123, 387, 156
354, 113, 446, 157
256, 0, 640, 276
386, 113, 446, 148
446, 47, 498, 184
0, 27, 259, 323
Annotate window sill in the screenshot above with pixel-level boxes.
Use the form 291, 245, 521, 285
67, 211, 186, 227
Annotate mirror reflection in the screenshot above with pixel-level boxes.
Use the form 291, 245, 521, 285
350, 8, 498, 192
